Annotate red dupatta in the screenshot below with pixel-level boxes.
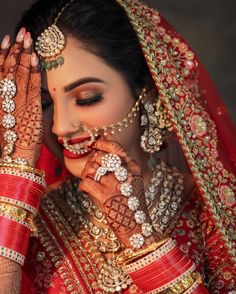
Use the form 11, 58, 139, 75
115, 0, 236, 264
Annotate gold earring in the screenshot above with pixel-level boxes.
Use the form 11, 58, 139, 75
140, 99, 172, 153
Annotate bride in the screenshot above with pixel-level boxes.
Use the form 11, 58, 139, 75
0, 0, 235, 293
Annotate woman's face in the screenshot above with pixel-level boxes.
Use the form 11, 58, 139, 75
42, 37, 143, 177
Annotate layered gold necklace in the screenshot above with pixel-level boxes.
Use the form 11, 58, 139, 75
65, 159, 185, 293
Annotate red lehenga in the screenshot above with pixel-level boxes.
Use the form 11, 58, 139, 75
20, 0, 236, 293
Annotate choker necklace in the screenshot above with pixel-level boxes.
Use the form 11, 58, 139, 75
146, 159, 185, 234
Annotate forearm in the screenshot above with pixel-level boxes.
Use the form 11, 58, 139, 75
0, 257, 22, 294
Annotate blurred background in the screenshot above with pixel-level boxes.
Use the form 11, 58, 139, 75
0, 0, 235, 123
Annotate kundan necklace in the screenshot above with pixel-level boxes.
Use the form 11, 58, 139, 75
65, 158, 185, 293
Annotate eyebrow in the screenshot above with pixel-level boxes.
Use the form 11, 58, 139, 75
63, 77, 105, 92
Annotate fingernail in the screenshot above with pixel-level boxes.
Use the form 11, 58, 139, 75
16, 27, 26, 43
31, 52, 38, 67
23, 32, 32, 49
1, 35, 10, 49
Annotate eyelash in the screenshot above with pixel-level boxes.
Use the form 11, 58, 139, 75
41, 94, 103, 110
75, 94, 103, 107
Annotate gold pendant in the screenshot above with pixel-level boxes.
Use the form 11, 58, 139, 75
98, 259, 132, 293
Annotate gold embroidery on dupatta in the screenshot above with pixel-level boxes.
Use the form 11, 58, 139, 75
35, 214, 86, 293
116, 0, 236, 263
40, 196, 104, 293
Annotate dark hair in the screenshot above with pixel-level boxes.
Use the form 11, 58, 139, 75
17, 0, 152, 97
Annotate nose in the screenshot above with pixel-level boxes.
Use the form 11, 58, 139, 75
52, 100, 79, 138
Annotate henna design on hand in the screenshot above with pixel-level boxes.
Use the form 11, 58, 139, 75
0, 48, 9, 72
103, 195, 137, 235
0, 257, 22, 294
0, 38, 42, 166
80, 139, 154, 247
13, 59, 42, 165
2, 43, 22, 80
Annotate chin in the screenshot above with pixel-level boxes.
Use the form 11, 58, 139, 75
64, 155, 90, 178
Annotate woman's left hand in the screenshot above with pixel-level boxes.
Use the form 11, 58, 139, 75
80, 139, 158, 248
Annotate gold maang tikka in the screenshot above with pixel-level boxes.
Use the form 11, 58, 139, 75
35, 0, 75, 71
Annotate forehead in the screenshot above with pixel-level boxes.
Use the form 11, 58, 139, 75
42, 37, 118, 91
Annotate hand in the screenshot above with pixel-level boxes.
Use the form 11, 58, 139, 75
80, 139, 158, 248
0, 28, 42, 167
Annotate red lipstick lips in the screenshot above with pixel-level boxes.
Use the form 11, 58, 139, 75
58, 136, 94, 159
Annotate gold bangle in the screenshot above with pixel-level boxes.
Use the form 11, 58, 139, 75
0, 196, 38, 216
0, 162, 45, 178
166, 272, 202, 294
0, 202, 33, 223
117, 238, 169, 266
0, 202, 37, 234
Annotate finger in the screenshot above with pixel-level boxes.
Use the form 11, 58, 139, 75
93, 139, 127, 157
91, 146, 141, 175
79, 177, 105, 201
84, 159, 124, 189
0, 35, 10, 79
16, 27, 26, 44
93, 139, 141, 171
99, 173, 133, 190
2, 44, 22, 80
2, 29, 26, 80
15, 32, 33, 98
30, 52, 40, 74
83, 152, 135, 191
27, 52, 41, 102
81, 159, 99, 179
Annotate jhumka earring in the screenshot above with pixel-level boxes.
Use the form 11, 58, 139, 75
140, 99, 173, 153
35, 0, 75, 71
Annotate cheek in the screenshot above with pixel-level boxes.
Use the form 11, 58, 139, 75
105, 115, 141, 151
78, 103, 125, 127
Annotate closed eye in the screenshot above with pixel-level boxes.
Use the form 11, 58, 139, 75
75, 94, 103, 107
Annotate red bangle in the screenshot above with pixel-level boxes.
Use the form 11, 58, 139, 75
0, 174, 45, 210
130, 246, 180, 276
0, 174, 45, 193
127, 242, 195, 292
130, 246, 183, 279
133, 256, 192, 284
0, 216, 30, 265
135, 260, 193, 291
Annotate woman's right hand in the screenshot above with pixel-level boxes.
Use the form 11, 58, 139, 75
0, 28, 42, 167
